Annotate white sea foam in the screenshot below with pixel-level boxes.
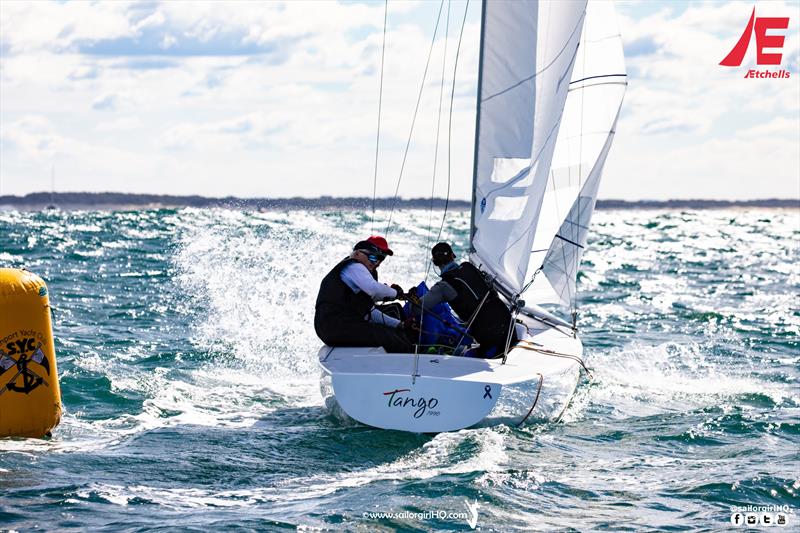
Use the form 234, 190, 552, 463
563, 339, 795, 424
65, 427, 509, 509
5, 208, 795, 468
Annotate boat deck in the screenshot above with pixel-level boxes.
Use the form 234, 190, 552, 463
319, 317, 582, 385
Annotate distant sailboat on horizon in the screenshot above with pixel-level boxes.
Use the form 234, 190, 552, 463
44, 165, 58, 211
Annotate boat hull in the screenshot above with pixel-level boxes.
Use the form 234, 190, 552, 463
319, 318, 582, 433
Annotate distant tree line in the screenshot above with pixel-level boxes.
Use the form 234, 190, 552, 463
0, 192, 797, 210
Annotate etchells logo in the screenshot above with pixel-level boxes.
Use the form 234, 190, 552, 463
720, 6, 791, 79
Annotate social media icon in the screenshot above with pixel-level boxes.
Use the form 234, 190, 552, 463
775, 512, 788, 526
746, 513, 759, 526
761, 513, 773, 526
731, 513, 744, 526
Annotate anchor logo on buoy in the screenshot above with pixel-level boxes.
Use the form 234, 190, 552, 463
0, 339, 51, 396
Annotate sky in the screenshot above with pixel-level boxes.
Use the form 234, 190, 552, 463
0, 0, 798, 201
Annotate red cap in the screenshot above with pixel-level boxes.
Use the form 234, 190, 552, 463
366, 235, 393, 256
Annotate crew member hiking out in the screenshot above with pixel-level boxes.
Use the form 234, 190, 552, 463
314, 236, 415, 353
417, 242, 517, 358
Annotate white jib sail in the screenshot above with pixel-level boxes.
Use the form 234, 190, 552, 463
470, 0, 588, 297
522, 0, 628, 309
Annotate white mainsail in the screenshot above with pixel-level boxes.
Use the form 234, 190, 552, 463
522, 1, 628, 310
470, 0, 588, 297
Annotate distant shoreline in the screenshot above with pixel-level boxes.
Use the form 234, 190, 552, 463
1, 192, 798, 211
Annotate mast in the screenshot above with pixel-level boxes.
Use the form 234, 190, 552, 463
468, 0, 487, 252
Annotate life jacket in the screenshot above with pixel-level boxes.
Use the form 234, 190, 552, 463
315, 258, 377, 330
441, 262, 511, 340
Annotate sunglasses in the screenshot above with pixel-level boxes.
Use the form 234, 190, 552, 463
359, 249, 386, 264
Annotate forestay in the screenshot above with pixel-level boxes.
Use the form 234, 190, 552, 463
470, 0, 587, 297
522, 1, 628, 310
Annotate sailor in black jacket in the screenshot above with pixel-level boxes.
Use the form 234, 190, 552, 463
418, 242, 517, 358
315, 236, 413, 353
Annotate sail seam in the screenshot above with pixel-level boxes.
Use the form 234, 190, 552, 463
568, 80, 627, 93
569, 73, 627, 85
554, 234, 584, 249
481, 11, 586, 104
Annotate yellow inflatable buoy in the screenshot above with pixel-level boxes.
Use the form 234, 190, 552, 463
0, 268, 62, 438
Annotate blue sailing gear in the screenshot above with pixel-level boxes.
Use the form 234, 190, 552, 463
403, 282, 473, 351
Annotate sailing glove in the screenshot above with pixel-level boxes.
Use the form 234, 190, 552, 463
390, 284, 405, 299
400, 316, 418, 331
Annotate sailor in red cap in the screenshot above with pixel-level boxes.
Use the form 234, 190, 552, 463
314, 236, 415, 353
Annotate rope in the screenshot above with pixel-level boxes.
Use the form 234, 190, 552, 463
516, 373, 543, 426
425, 0, 450, 270
501, 303, 520, 364
419, 0, 451, 349
385, 0, 446, 236
436, 0, 470, 244
515, 340, 593, 379
371, 0, 388, 235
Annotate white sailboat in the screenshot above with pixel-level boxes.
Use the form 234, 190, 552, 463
319, 0, 627, 433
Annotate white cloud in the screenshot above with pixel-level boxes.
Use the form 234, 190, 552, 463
0, 1, 135, 54
608, 0, 800, 199
92, 93, 118, 111
95, 116, 143, 132
0, 1, 797, 200
160, 33, 178, 51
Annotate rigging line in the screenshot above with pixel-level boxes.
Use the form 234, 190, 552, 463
500, 304, 519, 365
385, 0, 446, 237
436, 0, 470, 245
516, 341, 593, 379
516, 373, 543, 426
405, 295, 470, 337
520, 267, 539, 295
371, 0, 388, 235
424, 0, 451, 281
453, 285, 489, 352
419, 0, 451, 349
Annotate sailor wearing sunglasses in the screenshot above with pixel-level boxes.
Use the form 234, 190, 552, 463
314, 236, 414, 353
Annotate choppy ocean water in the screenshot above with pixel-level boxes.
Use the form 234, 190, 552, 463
0, 207, 798, 531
